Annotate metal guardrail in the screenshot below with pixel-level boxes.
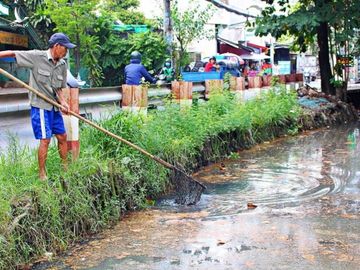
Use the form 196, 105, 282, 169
2, 81, 359, 115
0, 82, 206, 114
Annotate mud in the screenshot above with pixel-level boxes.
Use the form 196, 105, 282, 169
34, 124, 360, 270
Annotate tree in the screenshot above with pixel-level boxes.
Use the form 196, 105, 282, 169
98, 0, 152, 25
83, 8, 167, 86
43, 0, 100, 85
255, 0, 360, 98
97, 15, 167, 86
23, 0, 167, 86
171, 0, 215, 74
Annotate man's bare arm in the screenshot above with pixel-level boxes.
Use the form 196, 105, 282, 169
0, 51, 15, 58
56, 89, 69, 114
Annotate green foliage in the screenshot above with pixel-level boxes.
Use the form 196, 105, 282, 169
24, 0, 45, 11
256, 0, 360, 95
257, 0, 360, 53
256, 1, 318, 52
42, 0, 101, 85
330, 78, 344, 88
171, 0, 215, 73
104, 0, 140, 11
223, 72, 232, 91
228, 152, 240, 160
171, 0, 215, 50
0, 89, 301, 268
98, 29, 167, 86
98, 0, 152, 25
31, 0, 165, 86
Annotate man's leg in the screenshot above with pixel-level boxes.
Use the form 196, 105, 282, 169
55, 133, 68, 170
31, 107, 53, 180
38, 138, 51, 180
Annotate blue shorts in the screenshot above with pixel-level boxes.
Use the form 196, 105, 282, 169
31, 106, 66, 139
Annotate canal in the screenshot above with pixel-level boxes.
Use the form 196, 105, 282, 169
37, 123, 360, 270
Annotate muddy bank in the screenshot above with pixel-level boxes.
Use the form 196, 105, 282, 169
192, 96, 358, 171
298, 97, 358, 130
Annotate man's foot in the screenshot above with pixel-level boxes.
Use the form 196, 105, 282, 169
39, 172, 47, 181
62, 162, 68, 172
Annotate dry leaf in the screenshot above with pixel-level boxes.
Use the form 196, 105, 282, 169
302, 254, 315, 261
247, 202, 257, 209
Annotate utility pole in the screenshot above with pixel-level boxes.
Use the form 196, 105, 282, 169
163, 0, 173, 58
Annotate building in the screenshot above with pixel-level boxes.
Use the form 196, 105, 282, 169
138, 0, 268, 60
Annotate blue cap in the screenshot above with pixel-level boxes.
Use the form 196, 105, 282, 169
48, 33, 76, 49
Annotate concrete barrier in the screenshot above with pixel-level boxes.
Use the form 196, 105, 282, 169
248, 76, 263, 89
171, 81, 193, 107
121, 85, 148, 114
230, 77, 245, 91
262, 75, 272, 87
62, 87, 80, 160
205, 79, 223, 99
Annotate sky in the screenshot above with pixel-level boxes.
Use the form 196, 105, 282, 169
138, 0, 265, 22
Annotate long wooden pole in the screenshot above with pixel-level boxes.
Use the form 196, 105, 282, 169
0, 68, 175, 170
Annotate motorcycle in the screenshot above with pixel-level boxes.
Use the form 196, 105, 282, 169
303, 68, 311, 84
154, 74, 167, 85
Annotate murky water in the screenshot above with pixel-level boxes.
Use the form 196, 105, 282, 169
36, 124, 360, 270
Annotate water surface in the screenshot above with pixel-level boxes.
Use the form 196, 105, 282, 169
37, 124, 360, 270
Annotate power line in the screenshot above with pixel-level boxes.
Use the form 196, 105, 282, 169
204, 0, 257, 18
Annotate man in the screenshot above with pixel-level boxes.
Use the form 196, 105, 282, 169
124, 51, 156, 85
0, 32, 76, 180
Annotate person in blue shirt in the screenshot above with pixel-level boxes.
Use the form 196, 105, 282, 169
124, 51, 156, 85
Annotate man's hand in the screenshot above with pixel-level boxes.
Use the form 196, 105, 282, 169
60, 100, 69, 114
56, 88, 69, 114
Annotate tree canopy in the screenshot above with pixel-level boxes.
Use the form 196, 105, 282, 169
170, 0, 215, 72
256, 0, 360, 96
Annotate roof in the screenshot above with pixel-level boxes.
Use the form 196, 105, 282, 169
246, 42, 268, 53
217, 36, 255, 53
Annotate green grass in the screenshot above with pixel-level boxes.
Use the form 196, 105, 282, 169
0, 87, 301, 268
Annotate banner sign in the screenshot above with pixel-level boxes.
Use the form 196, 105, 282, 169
278, 61, 291, 75
0, 31, 28, 48
337, 55, 354, 67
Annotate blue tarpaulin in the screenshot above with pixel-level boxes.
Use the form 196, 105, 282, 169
298, 96, 330, 109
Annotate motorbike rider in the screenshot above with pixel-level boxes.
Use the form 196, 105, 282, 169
158, 58, 175, 83
124, 51, 156, 85
303, 67, 311, 84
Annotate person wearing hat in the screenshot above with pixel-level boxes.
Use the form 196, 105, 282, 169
0, 32, 76, 180
158, 58, 175, 83
124, 51, 156, 85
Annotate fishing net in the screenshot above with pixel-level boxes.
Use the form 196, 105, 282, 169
171, 169, 206, 205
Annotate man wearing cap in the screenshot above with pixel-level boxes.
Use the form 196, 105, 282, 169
0, 32, 76, 180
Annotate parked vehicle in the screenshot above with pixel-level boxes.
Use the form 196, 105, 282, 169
182, 53, 243, 82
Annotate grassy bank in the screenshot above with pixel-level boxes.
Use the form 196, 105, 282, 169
0, 88, 301, 268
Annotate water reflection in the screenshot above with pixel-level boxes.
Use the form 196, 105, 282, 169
173, 125, 357, 218
36, 124, 360, 270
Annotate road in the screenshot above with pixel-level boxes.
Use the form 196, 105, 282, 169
0, 88, 264, 151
